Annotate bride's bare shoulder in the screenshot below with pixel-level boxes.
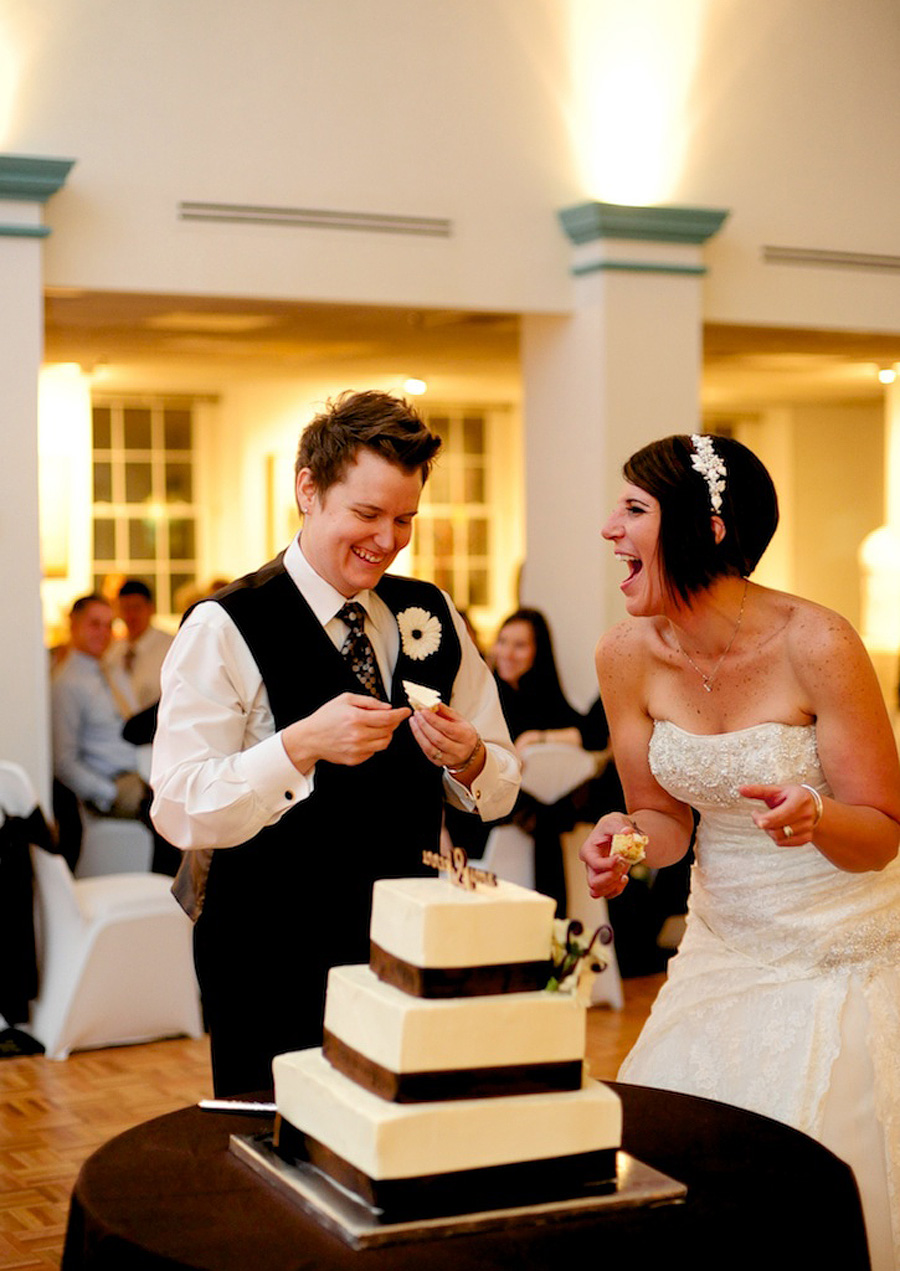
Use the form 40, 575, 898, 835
768, 589, 864, 666
596, 617, 663, 674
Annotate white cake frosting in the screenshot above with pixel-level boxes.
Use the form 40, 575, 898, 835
369, 876, 555, 968
274, 1048, 621, 1180
274, 874, 622, 1203
324, 963, 585, 1072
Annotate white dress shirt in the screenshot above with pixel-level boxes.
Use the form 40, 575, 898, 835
151, 536, 520, 850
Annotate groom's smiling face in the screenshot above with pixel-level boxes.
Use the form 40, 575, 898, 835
296, 448, 423, 598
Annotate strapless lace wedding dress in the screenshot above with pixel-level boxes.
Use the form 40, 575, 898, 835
619, 721, 900, 1269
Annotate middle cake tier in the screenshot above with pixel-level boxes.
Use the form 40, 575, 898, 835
323, 963, 586, 1102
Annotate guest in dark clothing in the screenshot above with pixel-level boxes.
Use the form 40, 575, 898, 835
445, 607, 589, 912
491, 609, 585, 753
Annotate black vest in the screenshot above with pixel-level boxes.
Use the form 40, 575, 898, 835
199, 557, 462, 965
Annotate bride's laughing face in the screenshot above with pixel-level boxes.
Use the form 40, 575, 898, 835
602, 483, 666, 616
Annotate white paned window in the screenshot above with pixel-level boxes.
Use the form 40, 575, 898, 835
91, 398, 198, 617
411, 405, 513, 633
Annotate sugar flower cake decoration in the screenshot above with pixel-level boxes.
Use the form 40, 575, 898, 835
398, 607, 442, 660
690, 433, 727, 513
547, 918, 613, 996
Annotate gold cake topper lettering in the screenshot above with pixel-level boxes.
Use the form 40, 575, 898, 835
422, 843, 497, 890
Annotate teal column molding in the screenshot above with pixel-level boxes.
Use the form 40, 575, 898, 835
0, 153, 75, 238
558, 200, 729, 276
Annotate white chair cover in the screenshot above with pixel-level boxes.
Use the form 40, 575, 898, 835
0, 761, 39, 820
478, 823, 536, 890
30, 845, 203, 1059
517, 743, 598, 806
75, 808, 154, 877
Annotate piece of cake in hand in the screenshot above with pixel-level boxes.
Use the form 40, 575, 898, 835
402, 680, 441, 711
609, 829, 648, 866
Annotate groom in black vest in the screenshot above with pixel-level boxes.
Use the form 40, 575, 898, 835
151, 390, 520, 1096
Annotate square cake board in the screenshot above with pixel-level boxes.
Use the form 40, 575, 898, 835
229, 1132, 687, 1250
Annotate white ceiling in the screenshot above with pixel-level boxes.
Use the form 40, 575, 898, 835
44, 288, 900, 411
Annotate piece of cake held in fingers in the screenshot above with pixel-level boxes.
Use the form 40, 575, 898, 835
609, 829, 648, 866
403, 680, 441, 712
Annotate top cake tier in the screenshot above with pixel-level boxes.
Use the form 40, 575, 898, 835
370, 877, 556, 998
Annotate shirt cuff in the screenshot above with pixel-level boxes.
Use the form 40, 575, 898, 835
443, 742, 518, 817
240, 730, 314, 811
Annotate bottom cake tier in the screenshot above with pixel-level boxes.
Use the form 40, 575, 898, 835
273, 1048, 622, 1218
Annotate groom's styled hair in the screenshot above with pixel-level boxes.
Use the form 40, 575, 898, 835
295, 390, 442, 497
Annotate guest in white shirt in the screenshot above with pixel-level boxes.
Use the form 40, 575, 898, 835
105, 580, 173, 714
51, 595, 181, 876
151, 390, 521, 1096
52, 594, 141, 814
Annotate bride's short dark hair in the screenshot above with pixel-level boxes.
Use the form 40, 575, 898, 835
624, 434, 779, 604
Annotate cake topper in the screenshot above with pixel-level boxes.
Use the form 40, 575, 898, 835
421, 843, 498, 890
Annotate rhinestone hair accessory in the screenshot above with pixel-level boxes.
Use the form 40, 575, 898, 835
690, 434, 727, 513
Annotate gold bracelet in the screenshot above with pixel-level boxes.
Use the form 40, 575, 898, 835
800, 783, 823, 827
445, 737, 484, 775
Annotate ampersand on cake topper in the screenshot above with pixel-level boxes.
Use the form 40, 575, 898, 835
421, 842, 498, 890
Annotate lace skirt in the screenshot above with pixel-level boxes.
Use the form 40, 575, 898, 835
618, 910, 900, 1271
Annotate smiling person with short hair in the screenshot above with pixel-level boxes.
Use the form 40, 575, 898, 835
151, 390, 519, 1097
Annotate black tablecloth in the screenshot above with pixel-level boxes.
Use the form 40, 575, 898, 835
62, 1082, 870, 1270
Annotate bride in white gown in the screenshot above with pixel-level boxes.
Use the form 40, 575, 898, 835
581, 434, 900, 1270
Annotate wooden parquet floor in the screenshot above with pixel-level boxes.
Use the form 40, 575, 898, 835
0, 974, 663, 1270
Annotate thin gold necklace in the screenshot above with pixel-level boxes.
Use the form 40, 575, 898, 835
671, 580, 748, 693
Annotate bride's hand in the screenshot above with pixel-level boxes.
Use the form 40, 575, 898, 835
740, 783, 820, 846
579, 814, 635, 899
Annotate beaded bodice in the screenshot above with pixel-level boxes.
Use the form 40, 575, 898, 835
649, 721, 900, 974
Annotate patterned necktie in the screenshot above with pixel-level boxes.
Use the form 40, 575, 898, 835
338, 603, 388, 701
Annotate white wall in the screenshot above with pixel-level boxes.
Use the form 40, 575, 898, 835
2, 0, 899, 334
5, 0, 575, 313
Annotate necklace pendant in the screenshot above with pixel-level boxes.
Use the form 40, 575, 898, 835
702, 679, 713, 692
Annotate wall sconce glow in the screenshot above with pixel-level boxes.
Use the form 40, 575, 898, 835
0, 21, 21, 145
403, 378, 427, 396
38, 364, 91, 580
569, 0, 705, 205
859, 524, 900, 652
878, 368, 896, 385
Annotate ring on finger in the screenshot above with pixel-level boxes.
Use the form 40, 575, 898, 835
434, 749, 443, 762
783, 824, 794, 839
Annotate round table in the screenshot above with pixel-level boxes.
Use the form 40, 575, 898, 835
62, 1082, 870, 1270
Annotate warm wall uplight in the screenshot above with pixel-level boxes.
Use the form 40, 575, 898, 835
0, 18, 20, 145
878, 368, 896, 385
859, 525, 900, 653
568, 0, 705, 205
38, 364, 91, 583
403, 378, 427, 396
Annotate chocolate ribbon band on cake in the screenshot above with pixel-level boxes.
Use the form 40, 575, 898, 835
369, 941, 552, 998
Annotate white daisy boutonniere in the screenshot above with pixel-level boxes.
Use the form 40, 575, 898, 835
397, 606, 442, 661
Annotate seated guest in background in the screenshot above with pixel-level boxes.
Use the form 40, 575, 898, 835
106, 580, 173, 714
492, 608, 584, 754
51, 594, 179, 875
151, 390, 519, 1098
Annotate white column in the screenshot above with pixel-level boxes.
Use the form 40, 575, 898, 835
520, 201, 727, 707
859, 375, 900, 709
0, 156, 74, 803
